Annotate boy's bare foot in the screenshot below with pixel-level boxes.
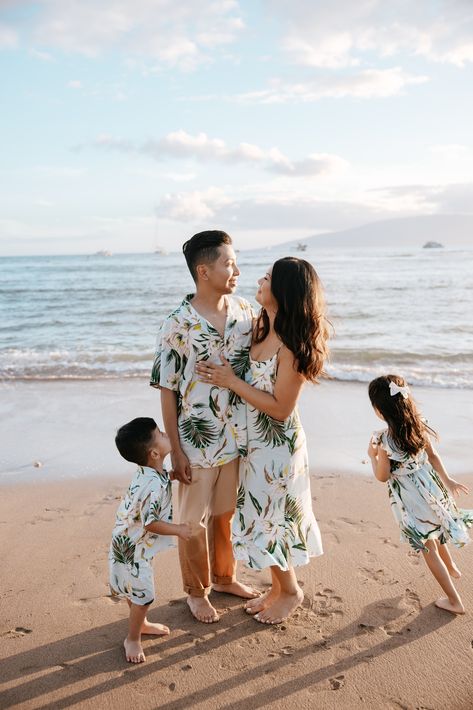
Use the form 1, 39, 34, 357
187, 595, 219, 623
245, 587, 278, 615
212, 581, 260, 599
141, 621, 170, 636
254, 589, 304, 625
447, 564, 462, 579
124, 638, 146, 663
435, 597, 465, 615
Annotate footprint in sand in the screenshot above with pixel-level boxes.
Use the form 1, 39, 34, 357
306, 587, 344, 619
358, 551, 398, 586
2, 627, 33, 638
328, 517, 381, 534
329, 675, 345, 690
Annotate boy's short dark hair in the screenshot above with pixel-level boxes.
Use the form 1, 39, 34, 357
182, 230, 232, 282
115, 417, 157, 466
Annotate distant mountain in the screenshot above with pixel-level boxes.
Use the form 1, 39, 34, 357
285, 214, 473, 249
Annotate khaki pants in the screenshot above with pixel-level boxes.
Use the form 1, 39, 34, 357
178, 458, 239, 597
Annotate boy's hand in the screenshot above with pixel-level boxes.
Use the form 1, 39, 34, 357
446, 478, 469, 497
171, 449, 192, 484
178, 522, 193, 541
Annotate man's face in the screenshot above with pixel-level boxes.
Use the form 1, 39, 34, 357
203, 245, 240, 294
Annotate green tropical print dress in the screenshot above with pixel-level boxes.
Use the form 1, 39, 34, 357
232, 353, 323, 570
372, 429, 473, 552
109, 466, 174, 605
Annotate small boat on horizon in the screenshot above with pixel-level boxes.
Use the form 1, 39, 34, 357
95, 249, 113, 257
296, 242, 307, 252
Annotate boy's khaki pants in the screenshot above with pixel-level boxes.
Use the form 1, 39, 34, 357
177, 458, 239, 597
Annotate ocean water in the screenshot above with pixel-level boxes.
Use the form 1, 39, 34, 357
1, 246, 472, 388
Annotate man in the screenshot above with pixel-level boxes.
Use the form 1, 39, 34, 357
150, 230, 259, 622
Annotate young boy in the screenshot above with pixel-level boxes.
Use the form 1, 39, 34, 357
109, 417, 191, 664
150, 230, 260, 624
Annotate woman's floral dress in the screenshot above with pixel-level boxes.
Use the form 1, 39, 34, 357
372, 429, 473, 552
232, 353, 323, 570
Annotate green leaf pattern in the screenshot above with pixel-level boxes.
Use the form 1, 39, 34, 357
232, 355, 323, 571
150, 294, 254, 468
109, 466, 174, 603
373, 429, 473, 552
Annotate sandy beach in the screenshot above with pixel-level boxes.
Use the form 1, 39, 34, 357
1, 380, 473, 709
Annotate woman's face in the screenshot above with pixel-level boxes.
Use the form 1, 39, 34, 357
256, 266, 277, 311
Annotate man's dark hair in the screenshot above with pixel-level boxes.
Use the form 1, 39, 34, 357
115, 417, 157, 466
182, 230, 232, 282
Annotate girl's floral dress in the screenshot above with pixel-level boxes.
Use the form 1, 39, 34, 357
232, 353, 323, 570
372, 429, 473, 552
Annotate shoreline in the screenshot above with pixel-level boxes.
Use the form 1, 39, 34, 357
1, 378, 472, 486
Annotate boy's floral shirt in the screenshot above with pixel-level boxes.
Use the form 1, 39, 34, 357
110, 466, 174, 564
150, 294, 254, 468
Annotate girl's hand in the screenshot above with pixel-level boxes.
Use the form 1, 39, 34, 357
195, 356, 237, 389
178, 523, 193, 541
367, 440, 378, 459
446, 478, 469, 497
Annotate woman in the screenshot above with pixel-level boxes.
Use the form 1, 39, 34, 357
196, 257, 330, 624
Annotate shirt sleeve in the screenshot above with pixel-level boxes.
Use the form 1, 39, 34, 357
150, 316, 186, 391
372, 430, 394, 457
143, 481, 173, 527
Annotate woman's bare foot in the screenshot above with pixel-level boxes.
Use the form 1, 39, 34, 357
212, 581, 261, 599
254, 589, 304, 625
124, 638, 146, 663
245, 587, 279, 615
435, 597, 465, 615
141, 621, 170, 636
187, 595, 219, 623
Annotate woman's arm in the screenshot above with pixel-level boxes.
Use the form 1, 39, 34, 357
424, 439, 469, 496
145, 520, 192, 539
196, 348, 305, 421
367, 440, 391, 482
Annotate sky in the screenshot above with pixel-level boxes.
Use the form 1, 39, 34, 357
1, 0, 473, 255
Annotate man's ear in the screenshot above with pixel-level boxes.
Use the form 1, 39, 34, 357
195, 263, 209, 281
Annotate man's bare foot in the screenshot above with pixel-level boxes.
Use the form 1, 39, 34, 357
447, 564, 462, 579
254, 589, 304, 625
245, 587, 279, 615
187, 595, 219, 623
141, 621, 170, 636
212, 581, 260, 599
435, 597, 465, 615
124, 638, 146, 663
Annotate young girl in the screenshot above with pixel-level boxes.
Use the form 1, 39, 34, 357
368, 374, 473, 615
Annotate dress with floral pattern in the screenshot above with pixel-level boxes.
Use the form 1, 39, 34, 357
372, 429, 473, 552
150, 294, 254, 469
109, 466, 174, 605
232, 353, 323, 570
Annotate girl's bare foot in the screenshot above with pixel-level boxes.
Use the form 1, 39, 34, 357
212, 581, 261, 599
245, 587, 278, 615
435, 597, 465, 615
141, 621, 170, 636
187, 595, 219, 623
124, 638, 146, 663
447, 564, 462, 579
254, 589, 304, 625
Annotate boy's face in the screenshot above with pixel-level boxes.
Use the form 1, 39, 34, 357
199, 244, 240, 294
148, 427, 172, 462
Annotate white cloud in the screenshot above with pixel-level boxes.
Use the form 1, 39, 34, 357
158, 188, 230, 222
233, 67, 429, 103
268, 0, 473, 68
11, 0, 244, 70
0, 23, 18, 49
91, 129, 348, 177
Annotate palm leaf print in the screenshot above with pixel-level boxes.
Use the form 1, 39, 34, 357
166, 348, 182, 374
254, 411, 287, 448
111, 535, 136, 565
179, 415, 219, 448
248, 491, 262, 516
230, 348, 251, 379
236, 484, 246, 509
150, 355, 161, 385
285, 495, 305, 532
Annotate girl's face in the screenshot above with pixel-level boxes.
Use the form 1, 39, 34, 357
256, 266, 278, 312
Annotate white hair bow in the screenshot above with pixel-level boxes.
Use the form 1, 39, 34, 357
389, 381, 409, 399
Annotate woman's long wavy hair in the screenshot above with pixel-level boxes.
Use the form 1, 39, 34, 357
253, 257, 330, 383
368, 374, 437, 456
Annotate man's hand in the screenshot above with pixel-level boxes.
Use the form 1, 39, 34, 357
171, 449, 192, 484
